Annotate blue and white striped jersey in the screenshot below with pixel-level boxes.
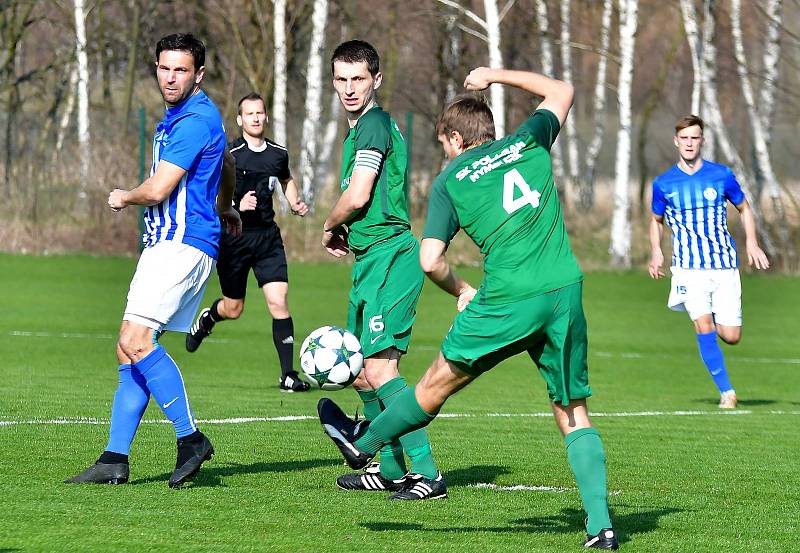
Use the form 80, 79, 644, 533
143, 90, 227, 259
651, 160, 745, 269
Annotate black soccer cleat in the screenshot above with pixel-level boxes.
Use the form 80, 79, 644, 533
336, 462, 407, 492
388, 471, 448, 500
584, 528, 619, 550
317, 398, 373, 470
65, 460, 129, 485
185, 308, 213, 353
279, 372, 311, 392
168, 432, 214, 488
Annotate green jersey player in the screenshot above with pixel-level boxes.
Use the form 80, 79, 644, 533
319, 67, 618, 549
320, 40, 444, 500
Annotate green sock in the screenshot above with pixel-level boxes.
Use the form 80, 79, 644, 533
355, 386, 435, 461
357, 389, 407, 480
565, 427, 613, 535
376, 377, 439, 478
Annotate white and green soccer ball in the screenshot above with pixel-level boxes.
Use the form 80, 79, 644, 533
299, 326, 363, 390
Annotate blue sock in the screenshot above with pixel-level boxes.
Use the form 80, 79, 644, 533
696, 331, 734, 393
135, 345, 197, 438
106, 364, 150, 455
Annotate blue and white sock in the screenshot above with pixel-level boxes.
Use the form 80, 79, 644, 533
106, 364, 150, 455
696, 331, 734, 393
135, 345, 197, 438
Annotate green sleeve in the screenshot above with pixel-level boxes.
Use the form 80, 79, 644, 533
514, 109, 560, 151
422, 176, 459, 243
354, 111, 390, 155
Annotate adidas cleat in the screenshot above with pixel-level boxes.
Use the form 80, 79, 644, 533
185, 308, 213, 353
169, 432, 214, 488
317, 398, 373, 470
336, 462, 407, 492
388, 471, 448, 500
584, 528, 619, 550
279, 372, 311, 392
65, 461, 129, 485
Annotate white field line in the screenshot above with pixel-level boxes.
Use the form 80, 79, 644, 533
468, 483, 623, 496
6, 330, 798, 364
1, 410, 798, 427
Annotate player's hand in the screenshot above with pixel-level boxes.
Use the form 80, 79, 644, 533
746, 243, 770, 270
322, 226, 349, 258
108, 189, 128, 212
464, 67, 494, 91
456, 285, 477, 312
648, 251, 664, 279
291, 200, 309, 217
219, 206, 242, 237
239, 190, 257, 211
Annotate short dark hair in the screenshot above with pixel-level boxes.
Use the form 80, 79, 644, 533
155, 33, 206, 70
331, 40, 380, 76
237, 92, 265, 114
436, 94, 496, 148
675, 114, 704, 135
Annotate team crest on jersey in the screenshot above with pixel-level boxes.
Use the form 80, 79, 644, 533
703, 187, 718, 201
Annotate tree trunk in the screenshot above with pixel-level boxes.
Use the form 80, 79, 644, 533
559, 0, 579, 206
484, 0, 504, 137
730, 0, 793, 266
122, 0, 141, 129
609, 0, 638, 268
580, 0, 613, 211
534, 0, 565, 189
299, 0, 329, 209
74, 0, 90, 193
679, 0, 703, 116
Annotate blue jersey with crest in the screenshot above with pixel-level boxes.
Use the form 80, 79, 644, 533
143, 90, 227, 259
651, 160, 745, 269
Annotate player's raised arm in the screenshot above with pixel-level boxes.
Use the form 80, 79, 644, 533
463, 67, 574, 126
108, 160, 186, 210
735, 199, 769, 270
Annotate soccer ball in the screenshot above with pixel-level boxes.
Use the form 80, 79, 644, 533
299, 326, 363, 390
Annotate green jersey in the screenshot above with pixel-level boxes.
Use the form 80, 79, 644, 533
423, 109, 582, 304
339, 105, 411, 256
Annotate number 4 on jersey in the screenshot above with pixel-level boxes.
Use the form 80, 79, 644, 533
502, 168, 540, 214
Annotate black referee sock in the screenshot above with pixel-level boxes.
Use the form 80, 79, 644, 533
201, 299, 224, 332
272, 317, 295, 378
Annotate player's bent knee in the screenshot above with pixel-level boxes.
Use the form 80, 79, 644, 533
222, 299, 245, 319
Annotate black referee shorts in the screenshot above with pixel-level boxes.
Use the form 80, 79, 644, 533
217, 226, 288, 299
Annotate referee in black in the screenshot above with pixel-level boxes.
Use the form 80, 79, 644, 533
187, 92, 310, 392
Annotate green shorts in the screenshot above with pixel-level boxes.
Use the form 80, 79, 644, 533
441, 281, 590, 406
348, 232, 424, 358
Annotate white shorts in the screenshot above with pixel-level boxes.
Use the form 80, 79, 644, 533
667, 267, 742, 326
123, 241, 215, 333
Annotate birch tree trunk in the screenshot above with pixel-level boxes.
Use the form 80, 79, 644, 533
444, 13, 461, 100
693, 0, 775, 255
534, 0, 565, 188
699, 0, 715, 159
272, 0, 289, 212
730, 0, 792, 264
299, 0, 329, 208
608, 0, 638, 268
484, 0, 504, 137
559, 0, 579, 205
581, 0, 613, 210
74, 0, 90, 192
758, 0, 782, 139
679, 0, 703, 116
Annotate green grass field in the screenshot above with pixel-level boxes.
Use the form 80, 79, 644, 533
0, 253, 797, 552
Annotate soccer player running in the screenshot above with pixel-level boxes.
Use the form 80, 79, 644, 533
66, 34, 242, 488
320, 40, 445, 500
319, 67, 619, 549
186, 92, 311, 393
648, 115, 769, 409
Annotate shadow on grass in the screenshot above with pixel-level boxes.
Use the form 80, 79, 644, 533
362, 506, 682, 545
442, 465, 511, 487
128, 457, 340, 487
694, 397, 777, 407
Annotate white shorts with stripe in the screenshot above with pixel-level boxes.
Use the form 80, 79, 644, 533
123, 240, 215, 333
667, 267, 742, 327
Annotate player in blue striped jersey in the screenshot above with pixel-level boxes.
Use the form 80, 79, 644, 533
66, 34, 241, 488
648, 115, 769, 409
